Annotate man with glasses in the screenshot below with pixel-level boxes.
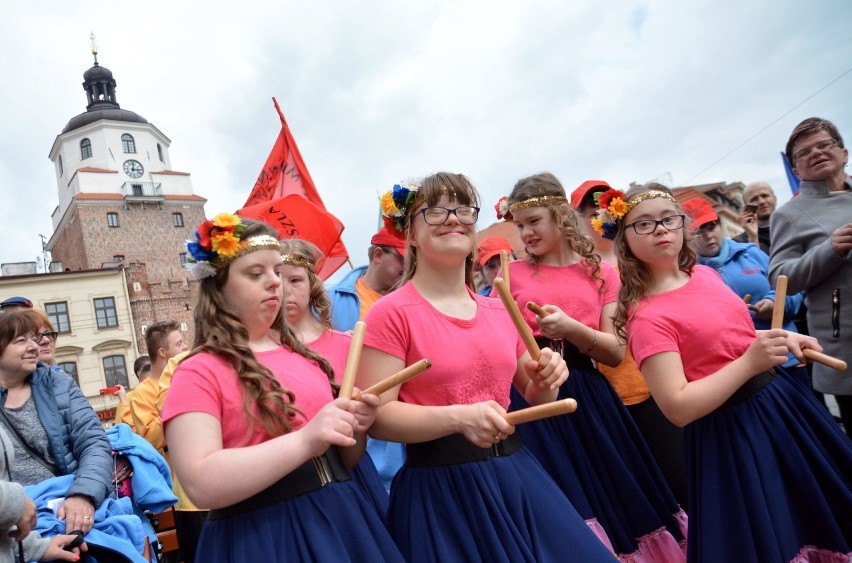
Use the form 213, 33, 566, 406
770, 117, 852, 433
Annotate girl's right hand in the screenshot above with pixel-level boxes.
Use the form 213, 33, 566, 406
457, 401, 514, 449
299, 399, 358, 457
743, 329, 790, 373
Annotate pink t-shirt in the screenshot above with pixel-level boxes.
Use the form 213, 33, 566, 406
307, 329, 351, 384
162, 347, 334, 447
627, 265, 756, 382
363, 282, 526, 409
494, 260, 620, 336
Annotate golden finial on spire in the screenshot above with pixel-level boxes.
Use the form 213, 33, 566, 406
89, 32, 99, 65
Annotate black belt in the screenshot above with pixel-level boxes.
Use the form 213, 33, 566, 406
535, 337, 594, 370
207, 447, 350, 520
720, 369, 775, 410
405, 432, 522, 468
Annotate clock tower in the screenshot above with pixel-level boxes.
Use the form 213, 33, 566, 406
46, 43, 207, 351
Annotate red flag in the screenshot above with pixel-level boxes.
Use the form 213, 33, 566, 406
243, 98, 349, 278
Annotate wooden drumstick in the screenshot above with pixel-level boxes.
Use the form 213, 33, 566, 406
526, 301, 547, 318
493, 278, 541, 361
339, 321, 365, 399
505, 398, 578, 425
771, 275, 788, 329
500, 250, 510, 288
358, 359, 432, 399
803, 350, 848, 372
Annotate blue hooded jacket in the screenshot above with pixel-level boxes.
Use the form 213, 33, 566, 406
328, 265, 368, 331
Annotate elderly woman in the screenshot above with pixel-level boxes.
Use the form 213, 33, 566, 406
0, 310, 113, 535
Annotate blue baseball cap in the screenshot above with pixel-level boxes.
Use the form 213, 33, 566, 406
0, 296, 34, 310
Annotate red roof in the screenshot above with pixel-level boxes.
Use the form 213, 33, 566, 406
154, 170, 191, 176
74, 193, 123, 200
77, 167, 118, 174
476, 222, 524, 256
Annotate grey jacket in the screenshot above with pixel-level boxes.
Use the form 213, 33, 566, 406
769, 178, 852, 394
0, 363, 113, 506
0, 427, 50, 563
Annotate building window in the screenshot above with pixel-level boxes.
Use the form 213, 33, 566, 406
132, 184, 143, 196
157, 143, 164, 162
179, 253, 188, 266
172, 212, 184, 227
121, 134, 136, 154
103, 355, 129, 387
94, 297, 118, 329
58, 155, 64, 176
80, 138, 92, 160
113, 255, 125, 262
57, 362, 79, 386
107, 212, 119, 227
45, 302, 71, 333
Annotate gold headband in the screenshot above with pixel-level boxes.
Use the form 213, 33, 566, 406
281, 254, 316, 273
508, 195, 568, 213
217, 235, 281, 267
625, 190, 676, 210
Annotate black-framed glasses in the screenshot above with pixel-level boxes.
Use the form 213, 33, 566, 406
793, 139, 838, 162
36, 331, 58, 343
418, 206, 480, 225
139, 363, 152, 374
624, 214, 685, 235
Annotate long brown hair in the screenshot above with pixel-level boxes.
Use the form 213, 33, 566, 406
508, 172, 605, 290
189, 219, 335, 439
399, 172, 480, 291
279, 238, 332, 330
612, 183, 697, 341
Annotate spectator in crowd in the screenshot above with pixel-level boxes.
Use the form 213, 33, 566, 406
475, 236, 514, 296
0, 297, 33, 314
770, 116, 852, 432
734, 181, 777, 254
113, 355, 150, 427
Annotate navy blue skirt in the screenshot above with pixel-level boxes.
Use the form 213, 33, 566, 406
684, 370, 852, 562
510, 350, 685, 556
388, 446, 614, 562
195, 479, 404, 562
350, 451, 389, 519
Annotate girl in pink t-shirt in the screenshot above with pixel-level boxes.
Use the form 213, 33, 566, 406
278, 238, 388, 515
161, 217, 403, 563
497, 172, 687, 562
611, 184, 851, 562
357, 173, 615, 562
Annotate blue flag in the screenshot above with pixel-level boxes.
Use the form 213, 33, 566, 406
781, 151, 800, 195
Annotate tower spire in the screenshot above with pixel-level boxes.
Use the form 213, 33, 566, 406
90, 32, 99, 66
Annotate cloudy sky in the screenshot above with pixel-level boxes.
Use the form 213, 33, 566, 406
1, 0, 850, 282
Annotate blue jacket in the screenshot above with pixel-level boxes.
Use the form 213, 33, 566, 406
0, 363, 113, 506
698, 239, 803, 332
328, 265, 368, 331
107, 424, 177, 513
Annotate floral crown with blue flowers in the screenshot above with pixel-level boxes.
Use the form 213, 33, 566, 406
379, 177, 424, 235
591, 188, 675, 240
185, 212, 280, 279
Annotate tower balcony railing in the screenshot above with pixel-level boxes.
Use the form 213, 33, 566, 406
120, 182, 163, 199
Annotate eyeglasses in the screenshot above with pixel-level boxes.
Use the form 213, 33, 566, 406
139, 364, 152, 374
35, 331, 58, 343
417, 206, 480, 225
624, 214, 686, 235
793, 139, 839, 162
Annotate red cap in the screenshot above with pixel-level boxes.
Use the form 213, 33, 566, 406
476, 236, 513, 267
682, 198, 719, 231
570, 180, 612, 209
371, 225, 407, 257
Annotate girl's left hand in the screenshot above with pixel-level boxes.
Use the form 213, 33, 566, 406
524, 347, 568, 390
342, 390, 381, 435
784, 332, 823, 363
535, 305, 573, 340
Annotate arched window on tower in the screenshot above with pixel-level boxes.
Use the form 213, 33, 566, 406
121, 134, 136, 154
157, 143, 164, 163
80, 138, 92, 160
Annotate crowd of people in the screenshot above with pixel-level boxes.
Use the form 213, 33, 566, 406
0, 116, 850, 562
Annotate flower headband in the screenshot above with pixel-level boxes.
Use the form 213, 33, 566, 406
591, 189, 676, 240
281, 254, 316, 274
379, 177, 424, 235
184, 212, 280, 279
494, 195, 569, 222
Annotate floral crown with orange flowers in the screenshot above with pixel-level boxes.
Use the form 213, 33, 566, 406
379, 177, 424, 235
591, 189, 675, 240
494, 195, 568, 222
185, 212, 280, 279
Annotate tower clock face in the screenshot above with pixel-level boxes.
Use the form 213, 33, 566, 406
123, 159, 144, 178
